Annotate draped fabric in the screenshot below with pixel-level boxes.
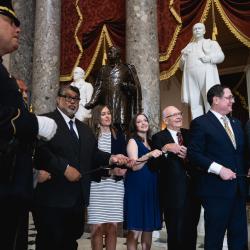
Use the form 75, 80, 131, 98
159, 0, 211, 80
60, 0, 125, 81
60, 0, 250, 82
213, 0, 250, 47
159, 0, 250, 80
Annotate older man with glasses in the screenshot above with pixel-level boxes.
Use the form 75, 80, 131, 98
152, 106, 201, 250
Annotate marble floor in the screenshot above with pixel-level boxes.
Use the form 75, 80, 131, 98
28, 205, 250, 250
28, 216, 241, 250
28, 232, 230, 250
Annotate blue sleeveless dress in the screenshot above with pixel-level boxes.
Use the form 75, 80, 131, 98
124, 138, 161, 231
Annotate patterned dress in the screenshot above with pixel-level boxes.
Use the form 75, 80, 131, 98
87, 132, 124, 224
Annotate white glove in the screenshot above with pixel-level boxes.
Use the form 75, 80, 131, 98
36, 116, 57, 141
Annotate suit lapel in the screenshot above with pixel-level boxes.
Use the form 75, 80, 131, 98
54, 110, 80, 153
75, 120, 88, 154
75, 120, 83, 146
207, 111, 236, 149
163, 129, 175, 143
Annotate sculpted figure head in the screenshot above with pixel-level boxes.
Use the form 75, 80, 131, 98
73, 67, 85, 82
192, 23, 206, 40
107, 46, 121, 65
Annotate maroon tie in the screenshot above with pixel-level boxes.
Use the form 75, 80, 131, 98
177, 132, 183, 146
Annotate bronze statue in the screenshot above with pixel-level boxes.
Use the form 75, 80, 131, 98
85, 46, 142, 131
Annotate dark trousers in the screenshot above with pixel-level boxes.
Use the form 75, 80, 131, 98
164, 194, 201, 250
202, 195, 248, 250
0, 197, 29, 250
34, 204, 85, 250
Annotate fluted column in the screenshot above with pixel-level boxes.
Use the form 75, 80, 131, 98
32, 0, 61, 114
126, 0, 160, 133
9, 0, 35, 87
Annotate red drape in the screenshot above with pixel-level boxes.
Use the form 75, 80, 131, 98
214, 0, 250, 47
158, 0, 211, 80
60, 0, 250, 82
60, 0, 125, 81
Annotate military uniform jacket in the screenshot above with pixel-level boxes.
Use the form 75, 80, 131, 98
0, 59, 38, 199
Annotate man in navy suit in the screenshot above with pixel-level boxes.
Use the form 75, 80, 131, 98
188, 84, 249, 250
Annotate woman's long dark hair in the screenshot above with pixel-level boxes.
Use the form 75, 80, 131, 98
129, 113, 151, 145
90, 105, 117, 139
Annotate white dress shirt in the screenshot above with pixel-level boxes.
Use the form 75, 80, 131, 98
57, 108, 79, 138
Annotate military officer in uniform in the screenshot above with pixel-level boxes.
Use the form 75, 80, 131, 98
0, 1, 57, 249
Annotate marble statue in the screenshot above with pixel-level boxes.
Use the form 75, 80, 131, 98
70, 67, 93, 122
180, 23, 225, 119
85, 46, 142, 131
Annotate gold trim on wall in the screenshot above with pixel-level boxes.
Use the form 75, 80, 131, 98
159, 0, 182, 62
60, 0, 83, 82
160, 0, 212, 80
84, 24, 113, 79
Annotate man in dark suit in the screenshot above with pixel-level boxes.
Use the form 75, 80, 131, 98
152, 105, 200, 250
33, 85, 129, 250
0, 1, 57, 249
188, 84, 249, 250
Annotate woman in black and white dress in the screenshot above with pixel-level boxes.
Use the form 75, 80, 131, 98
87, 105, 127, 250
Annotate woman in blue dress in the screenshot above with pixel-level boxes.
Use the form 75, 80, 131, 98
124, 113, 162, 250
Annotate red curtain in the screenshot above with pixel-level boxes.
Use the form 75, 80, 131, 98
60, 0, 79, 81
60, 0, 250, 82
214, 0, 250, 47
60, 0, 125, 82
158, 0, 210, 80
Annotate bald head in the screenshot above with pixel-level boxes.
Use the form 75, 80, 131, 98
162, 106, 183, 131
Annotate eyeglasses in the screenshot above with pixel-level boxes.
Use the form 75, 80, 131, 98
59, 94, 81, 102
222, 95, 235, 102
165, 112, 183, 118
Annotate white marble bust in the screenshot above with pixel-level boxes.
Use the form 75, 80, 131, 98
70, 67, 93, 122
180, 23, 225, 119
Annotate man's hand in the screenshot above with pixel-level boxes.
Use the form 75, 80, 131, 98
219, 166, 236, 180
177, 146, 187, 159
247, 168, 250, 177
109, 154, 130, 166
37, 170, 51, 183
64, 166, 81, 182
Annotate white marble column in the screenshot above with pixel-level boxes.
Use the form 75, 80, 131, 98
31, 0, 61, 114
126, 0, 160, 133
9, 0, 35, 87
